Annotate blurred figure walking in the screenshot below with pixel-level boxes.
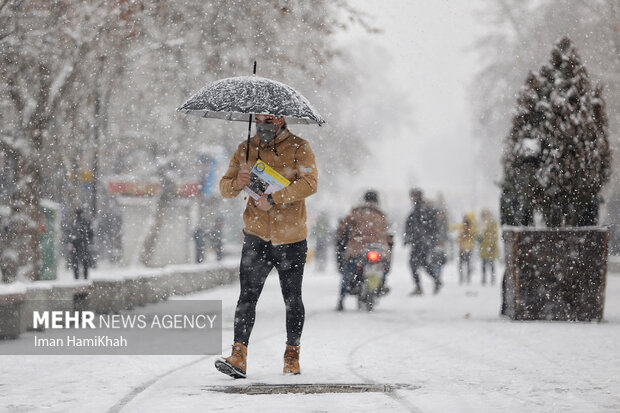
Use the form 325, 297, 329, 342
478, 209, 499, 285
404, 189, 442, 295
312, 211, 331, 272
193, 226, 207, 263
208, 216, 224, 261
428, 205, 448, 285
67, 208, 93, 280
456, 214, 476, 284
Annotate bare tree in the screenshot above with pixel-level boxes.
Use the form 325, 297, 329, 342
1, 0, 385, 277
0, 0, 144, 281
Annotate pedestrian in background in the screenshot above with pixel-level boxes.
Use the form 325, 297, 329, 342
67, 208, 93, 280
193, 226, 207, 263
455, 213, 476, 284
208, 216, 224, 261
427, 204, 448, 287
404, 189, 442, 295
312, 211, 331, 272
479, 209, 499, 285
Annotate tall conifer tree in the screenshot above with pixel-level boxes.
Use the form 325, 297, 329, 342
502, 37, 611, 227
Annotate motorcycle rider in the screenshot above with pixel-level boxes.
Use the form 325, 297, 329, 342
336, 190, 392, 311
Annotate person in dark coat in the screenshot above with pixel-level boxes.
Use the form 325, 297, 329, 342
207, 216, 224, 261
193, 226, 207, 263
335, 217, 348, 276
68, 208, 93, 280
403, 189, 442, 295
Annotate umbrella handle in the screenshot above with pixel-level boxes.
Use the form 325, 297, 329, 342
246, 113, 252, 163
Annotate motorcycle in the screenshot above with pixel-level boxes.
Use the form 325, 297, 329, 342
353, 243, 389, 312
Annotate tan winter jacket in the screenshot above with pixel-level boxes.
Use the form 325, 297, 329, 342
337, 204, 391, 260
220, 128, 318, 245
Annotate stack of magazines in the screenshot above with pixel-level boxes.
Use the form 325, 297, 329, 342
243, 160, 290, 200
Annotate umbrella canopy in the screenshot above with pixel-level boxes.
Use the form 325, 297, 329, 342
177, 76, 325, 125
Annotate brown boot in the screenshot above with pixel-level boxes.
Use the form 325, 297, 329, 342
215, 342, 247, 379
283, 344, 301, 375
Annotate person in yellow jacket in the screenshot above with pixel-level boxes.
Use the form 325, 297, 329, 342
478, 209, 499, 285
454, 213, 476, 284
215, 114, 318, 379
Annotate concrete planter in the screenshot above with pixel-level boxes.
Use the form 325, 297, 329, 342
0, 262, 239, 341
211, 267, 237, 286
73, 284, 93, 312
23, 287, 52, 331
143, 276, 164, 303
167, 272, 191, 296
0, 293, 25, 339
123, 278, 143, 310
502, 227, 608, 321
50, 286, 76, 311
133, 278, 149, 307
49, 284, 92, 312
89, 280, 127, 314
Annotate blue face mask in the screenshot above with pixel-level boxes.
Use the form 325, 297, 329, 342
256, 122, 279, 143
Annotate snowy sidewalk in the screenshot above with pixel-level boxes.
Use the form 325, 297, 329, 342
1, 247, 619, 412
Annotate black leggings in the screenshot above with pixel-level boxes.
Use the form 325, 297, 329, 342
233, 233, 307, 347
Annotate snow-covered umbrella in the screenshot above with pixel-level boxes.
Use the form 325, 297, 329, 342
177, 75, 325, 126
177, 69, 324, 162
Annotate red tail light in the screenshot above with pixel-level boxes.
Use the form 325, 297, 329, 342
367, 251, 381, 263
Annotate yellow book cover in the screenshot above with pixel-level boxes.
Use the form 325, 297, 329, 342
244, 160, 290, 200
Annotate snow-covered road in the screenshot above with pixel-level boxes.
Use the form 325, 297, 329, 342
2, 246, 619, 413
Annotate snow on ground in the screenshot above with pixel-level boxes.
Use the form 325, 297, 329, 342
1, 244, 619, 413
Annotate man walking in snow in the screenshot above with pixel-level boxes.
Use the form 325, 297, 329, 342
404, 189, 442, 295
215, 114, 318, 379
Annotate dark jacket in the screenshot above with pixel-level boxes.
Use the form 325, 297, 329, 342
69, 215, 93, 260
404, 203, 438, 252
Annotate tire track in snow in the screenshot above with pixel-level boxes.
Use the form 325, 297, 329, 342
107, 354, 212, 413
344, 317, 426, 413
342, 310, 540, 412
107, 305, 331, 412
365, 312, 606, 410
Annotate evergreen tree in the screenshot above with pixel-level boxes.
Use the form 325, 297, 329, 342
502, 36, 611, 227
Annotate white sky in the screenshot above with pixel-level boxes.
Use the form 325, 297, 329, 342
335, 0, 495, 221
